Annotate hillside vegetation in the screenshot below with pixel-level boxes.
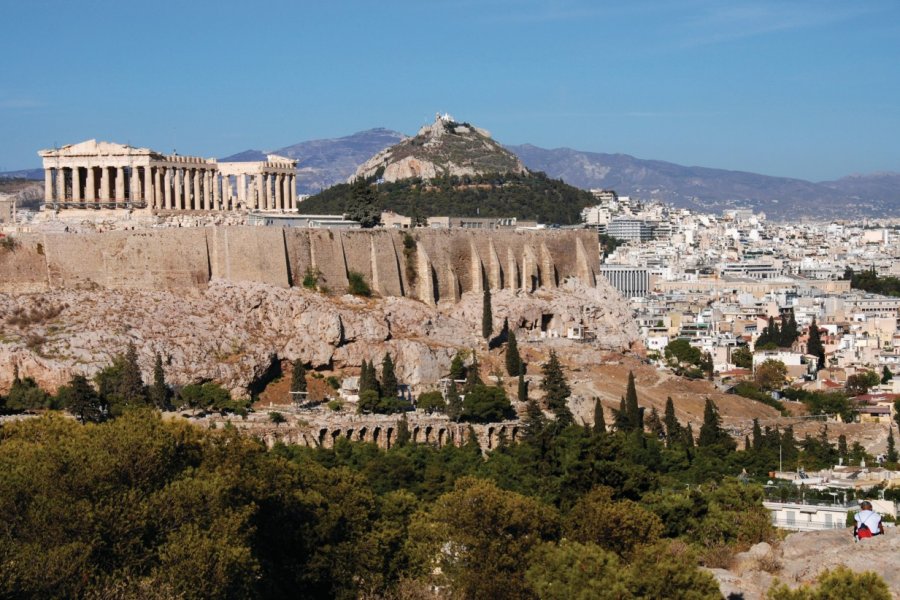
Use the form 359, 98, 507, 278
300, 172, 596, 225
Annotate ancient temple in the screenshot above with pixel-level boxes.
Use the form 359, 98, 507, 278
38, 140, 298, 212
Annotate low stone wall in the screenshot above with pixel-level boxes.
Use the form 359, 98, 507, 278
0, 226, 600, 299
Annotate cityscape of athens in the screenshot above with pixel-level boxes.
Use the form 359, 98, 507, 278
1, 2, 899, 598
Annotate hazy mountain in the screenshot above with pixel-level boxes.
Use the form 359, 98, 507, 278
506, 144, 900, 219
221, 128, 404, 194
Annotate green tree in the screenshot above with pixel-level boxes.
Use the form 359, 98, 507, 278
845, 370, 880, 396
461, 384, 514, 423
732, 346, 753, 369
446, 379, 462, 421
882, 365, 893, 384
541, 350, 572, 425
564, 486, 664, 558
807, 317, 825, 370
63, 374, 106, 423
345, 178, 380, 227
395, 413, 411, 447
698, 398, 736, 450
5, 374, 52, 411
780, 309, 800, 347
269, 411, 286, 426
416, 391, 445, 414
149, 352, 170, 409
449, 351, 466, 380
347, 270, 372, 296
517, 368, 528, 403
525, 540, 629, 600
358, 389, 380, 414
482, 288, 493, 340
360, 359, 381, 397
290, 358, 307, 394
407, 477, 560, 600
381, 353, 398, 400
593, 397, 606, 435
755, 359, 788, 391
522, 398, 548, 442
465, 352, 483, 391
663, 396, 683, 447
887, 427, 898, 463
505, 328, 521, 376
645, 406, 665, 440
664, 338, 703, 368
95, 344, 148, 415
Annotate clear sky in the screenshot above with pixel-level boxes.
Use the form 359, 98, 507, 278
1, 0, 897, 181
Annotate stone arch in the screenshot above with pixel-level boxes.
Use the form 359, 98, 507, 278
511, 426, 519, 442
425, 425, 433, 444
373, 427, 381, 447
386, 427, 395, 449
345, 428, 354, 440
318, 428, 328, 447
357, 426, 367, 442
438, 428, 448, 447
412, 426, 421, 444
331, 429, 341, 447
487, 426, 495, 450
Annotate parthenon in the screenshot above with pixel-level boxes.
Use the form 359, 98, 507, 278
38, 140, 298, 212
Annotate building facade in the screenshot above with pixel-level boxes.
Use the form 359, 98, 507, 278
39, 140, 298, 213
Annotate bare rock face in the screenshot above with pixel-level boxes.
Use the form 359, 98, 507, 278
0, 278, 638, 398
352, 114, 527, 183
709, 529, 900, 599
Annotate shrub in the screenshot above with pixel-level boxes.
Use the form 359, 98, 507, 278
327, 399, 343, 412
347, 271, 371, 297
416, 391, 446, 414
302, 267, 320, 290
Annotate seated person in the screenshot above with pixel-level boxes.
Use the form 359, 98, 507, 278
853, 501, 884, 539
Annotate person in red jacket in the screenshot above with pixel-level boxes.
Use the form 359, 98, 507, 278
854, 501, 885, 540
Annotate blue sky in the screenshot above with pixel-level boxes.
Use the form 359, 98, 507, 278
1, 0, 897, 181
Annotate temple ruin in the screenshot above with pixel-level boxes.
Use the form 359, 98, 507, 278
38, 139, 298, 213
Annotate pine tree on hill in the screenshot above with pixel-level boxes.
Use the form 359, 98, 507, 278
614, 396, 629, 432
449, 351, 466, 381
290, 359, 307, 394
446, 379, 462, 422
780, 308, 800, 347
149, 352, 170, 410
752, 418, 763, 451
120, 343, 147, 405
807, 316, 826, 370
620, 371, 642, 432
663, 397, 682, 447
540, 350, 572, 424
522, 398, 547, 442
517, 368, 528, 403
645, 407, 665, 440
887, 427, 898, 463
381, 353, 398, 400
697, 397, 736, 450
465, 353, 483, 391
395, 413, 411, 447
505, 328, 521, 376
592, 397, 606, 436
482, 288, 493, 340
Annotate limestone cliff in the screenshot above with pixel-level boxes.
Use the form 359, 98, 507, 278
352, 114, 527, 182
0, 279, 638, 399
710, 528, 900, 598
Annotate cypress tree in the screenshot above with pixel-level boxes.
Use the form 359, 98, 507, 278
645, 406, 665, 439
381, 353, 398, 400
663, 397, 681, 446
120, 342, 147, 405
887, 428, 898, 463
752, 418, 763, 451
623, 371, 641, 431
614, 396, 629, 431
66, 374, 105, 424
683, 423, 695, 448
290, 359, 307, 394
481, 288, 493, 340
446, 379, 462, 421
517, 368, 527, 403
465, 353, 483, 391
807, 317, 825, 370
395, 413, 411, 447
882, 366, 893, 384
698, 397, 733, 449
838, 434, 848, 458
449, 351, 466, 381
744, 435, 751, 451
359, 361, 371, 394
149, 352, 169, 410
593, 397, 606, 435
540, 350, 572, 424
505, 329, 521, 376
522, 398, 547, 442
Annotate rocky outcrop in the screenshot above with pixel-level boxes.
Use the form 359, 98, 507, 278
0, 279, 638, 398
353, 114, 527, 183
710, 529, 900, 599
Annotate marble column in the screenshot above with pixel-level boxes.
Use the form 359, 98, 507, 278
238, 174, 246, 207
175, 168, 183, 210
72, 167, 82, 202
100, 167, 110, 202
44, 169, 53, 202
128, 167, 139, 205
144, 167, 153, 207
264, 173, 272, 210
164, 168, 172, 209
277, 174, 285, 210
256, 174, 264, 210
290, 175, 298, 210
56, 168, 66, 202
154, 168, 163, 209
214, 173, 222, 210
183, 169, 192, 209
115, 167, 125, 203
193, 169, 202, 210
86, 167, 96, 202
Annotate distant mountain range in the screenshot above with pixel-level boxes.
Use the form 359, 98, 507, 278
5, 128, 898, 218
220, 128, 405, 194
